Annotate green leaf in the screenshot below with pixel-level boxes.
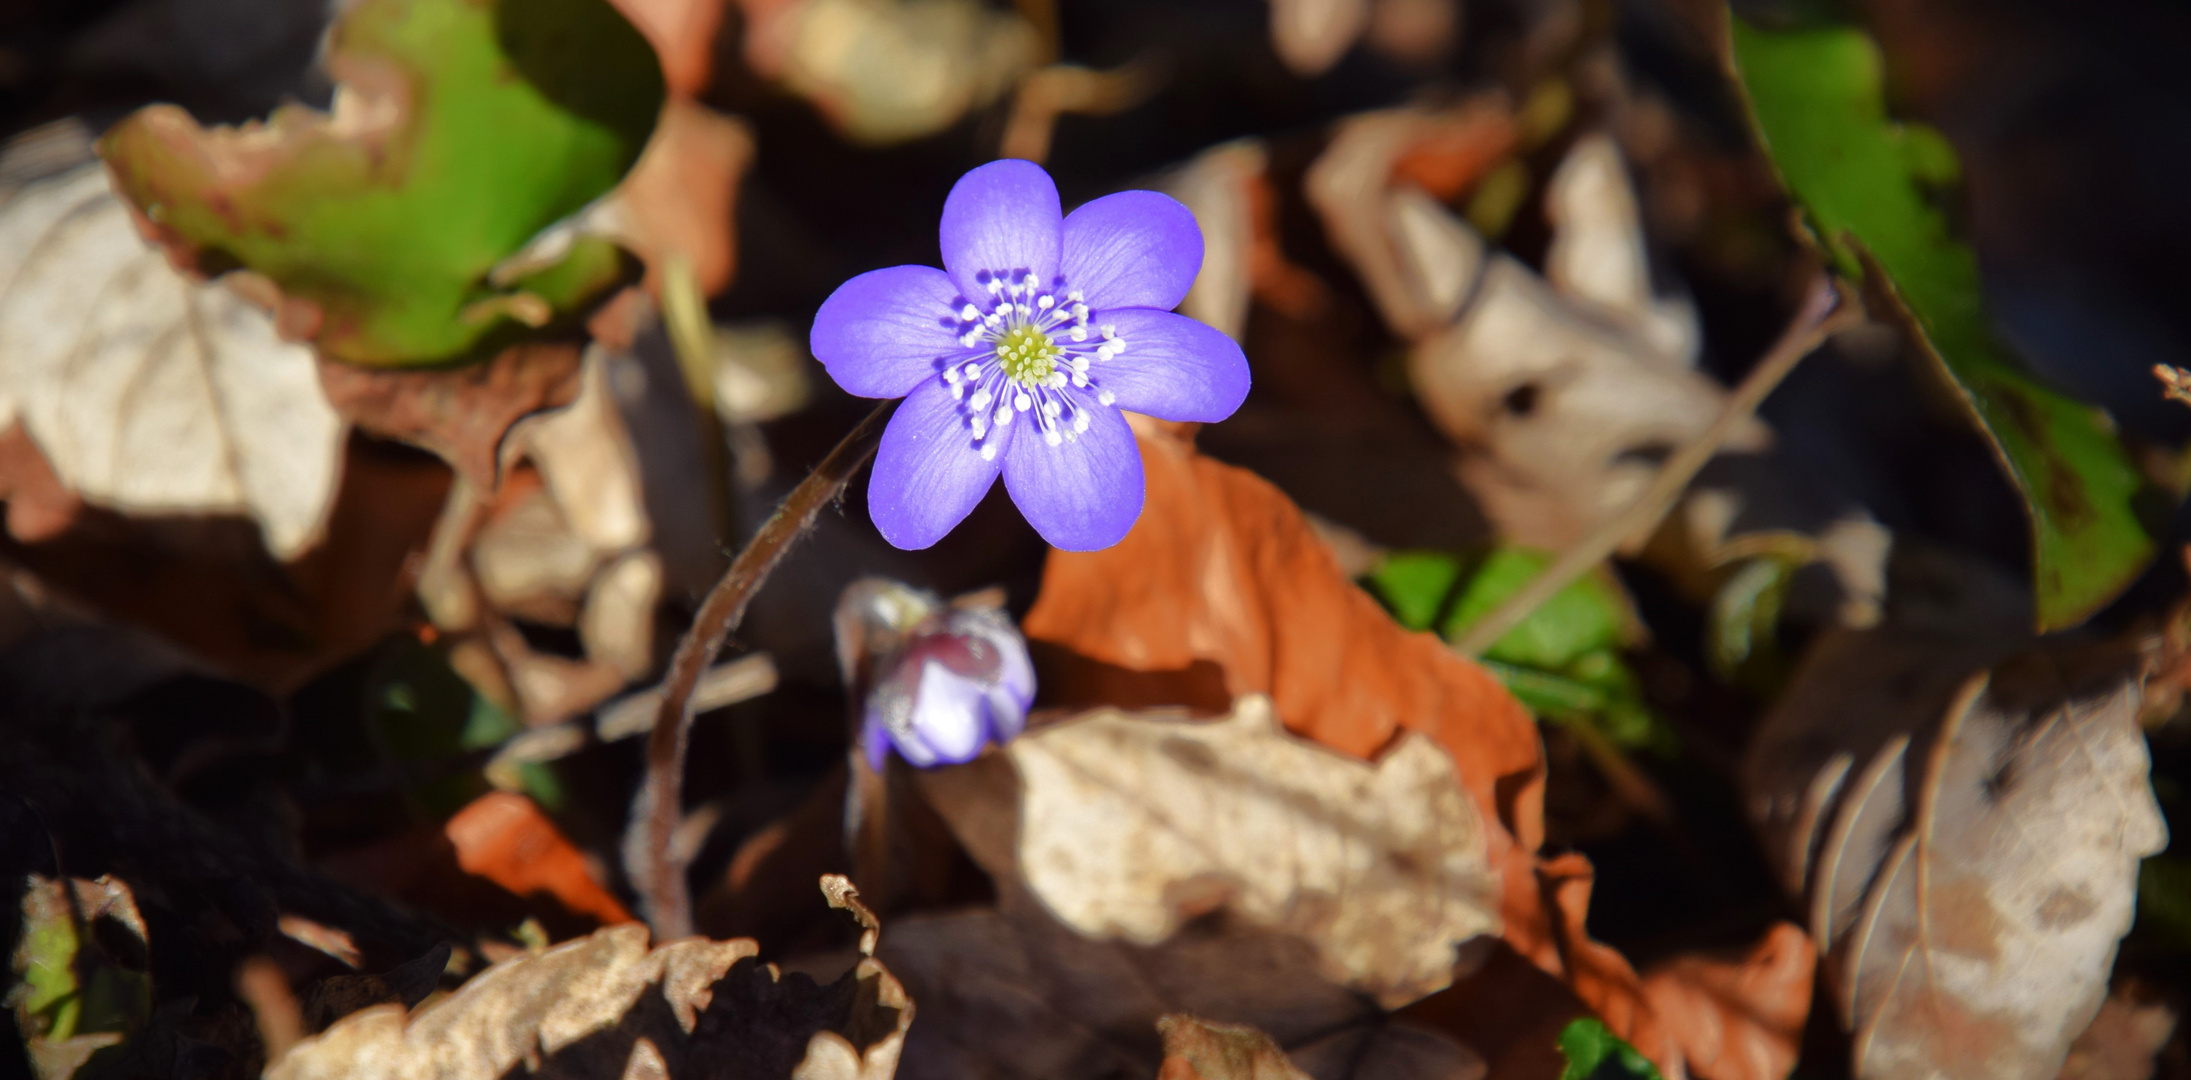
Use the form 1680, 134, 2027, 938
1725, 16, 2155, 630
1558, 1017, 1664, 1080
102, 0, 662, 367
1364, 548, 1671, 752
1442, 547, 1625, 671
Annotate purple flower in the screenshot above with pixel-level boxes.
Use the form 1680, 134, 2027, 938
837, 578, 1036, 769
810, 159, 1251, 551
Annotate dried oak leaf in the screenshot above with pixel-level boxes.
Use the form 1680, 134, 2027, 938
316, 339, 583, 494
978, 695, 1500, 1007
101, 0, 662, 367
739, 0, 1039, 146
0, 161, 345, 558
1743, 632, 2167, 1080
267, 921, 911, 1080
1020, 422, 1689, 1068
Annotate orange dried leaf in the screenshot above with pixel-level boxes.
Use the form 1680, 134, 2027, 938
444, 791, 635, 929
1021, 423, 1683, 1070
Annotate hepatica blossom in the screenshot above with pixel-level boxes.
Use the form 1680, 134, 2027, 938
860, 603, 1035, 769
811, 159, 1250, 551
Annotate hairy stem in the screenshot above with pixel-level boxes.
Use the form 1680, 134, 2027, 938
642, 400, 895, 937
1450, 274, 1858, 658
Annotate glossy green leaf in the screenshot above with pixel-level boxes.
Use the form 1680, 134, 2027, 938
102, 0, 662, 367
1442, 547, 1625, 670
1557, 1017, 1663, 1080
1726, 16, 2154, 630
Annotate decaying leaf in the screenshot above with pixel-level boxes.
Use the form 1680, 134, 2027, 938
0, 160, 345, 558
878, 899, 1485, 1080
1635, 922, 1813, 1080
317, 340, 584, 494
997, 695, 1499, 1006
1157, 1014, 1313, 1080
741, 0, 1039, 146
596, 98, 755, 297
1744, 634, 2168, 1080
267, 918, 911, 1080
9, 876, 154, 1079
1019, 420, 1686, 1069
1363, 128, 1888, 628
102, 0, 663, 366
443, 791, 636, 929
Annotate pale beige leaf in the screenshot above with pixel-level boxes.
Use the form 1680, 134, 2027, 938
1267, 0, 1370, 76
268, 922, 912, 1080
1008, 694, 1500, 1007
748, 0, 1039, 146
1543, 132, 1697, 361
1163, 140, 1266, 342
1744, 637, 2167, 1080
0, 161, 344, 558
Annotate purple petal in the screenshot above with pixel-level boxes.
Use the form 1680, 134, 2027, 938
1061, 190, 1204, 311
1001, 398, 1144, 551
811, 265, 970, 398
869, 378, 1004, 549
905, 660, 993, 764
940, 160, 1062, 301
1089, 309, 1251, 422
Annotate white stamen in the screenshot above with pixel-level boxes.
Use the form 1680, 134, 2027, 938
964, 363, 983, 380
980, 441, 999, 461
1037, 295, 1054, 310
1100, 325, 1116, 339
1073, 410, 1091, 433
1098, 389, 1117, 406
1043, 400, 1062, 418
1044, 428, 1062, 447
943, 366, 961, 384
950, 383, 965, 401
1023, 273, 1040, 290
1014, 391, 1032, 411
970, 388, 992, 410
960, 304, 980, 321
1067, 290, 1083, 303
986, 278, 1004, 294
1070, 328, 1087, 342
995, 404, 1013, 425
1072, 372, 1088, 388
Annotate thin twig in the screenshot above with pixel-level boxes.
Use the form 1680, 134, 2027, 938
1451, 274, 1857, 657
642, 400, 895, 937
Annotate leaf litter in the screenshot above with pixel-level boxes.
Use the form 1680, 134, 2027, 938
5, 1, 2185, 1079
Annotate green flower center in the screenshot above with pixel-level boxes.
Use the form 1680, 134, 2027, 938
994, 324, 1061, 385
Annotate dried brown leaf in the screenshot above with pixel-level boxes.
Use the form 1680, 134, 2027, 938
609, 99, 753, 296
2057, 984, 2175, 1080
995, 695, 1500, 1006
1744, 634, 2167, 1080
740, 0, 1038, 145
268, 921, 911, 1080
878, 899, 1484, 1080
0, 161, 346, 558
316, 340, 584, 495
1019, 423, 1684, 1071
1637, 923, 1815, 1080
1157, 1015, 1314, 1080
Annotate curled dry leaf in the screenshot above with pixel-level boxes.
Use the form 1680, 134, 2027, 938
741, 0, 1039, 145
0, 161, 345, 558
998, 695, 1500, 1007
608, 0, 725, 95
1635, 922, 1814, 1080
1020, 422, 1695, 1072
1157, 1014, 1313, 1080
599, 99, 755, 297
317, 341, 583, 495
267, 920, 912, 1080
444, 791, 636, 929
1357, 128, 1887, 626
1743, 633, 2168, 1080
2057, 984, 2175, 1080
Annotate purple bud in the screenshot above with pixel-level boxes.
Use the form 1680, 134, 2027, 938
834, 579, 1035, 770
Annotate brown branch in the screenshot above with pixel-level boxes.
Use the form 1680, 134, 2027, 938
641, 400, 895, 937
1450, 273, 1859, 657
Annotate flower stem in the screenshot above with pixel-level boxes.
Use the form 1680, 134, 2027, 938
1449, 273, 1859, 658
641, 399, 896, 937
